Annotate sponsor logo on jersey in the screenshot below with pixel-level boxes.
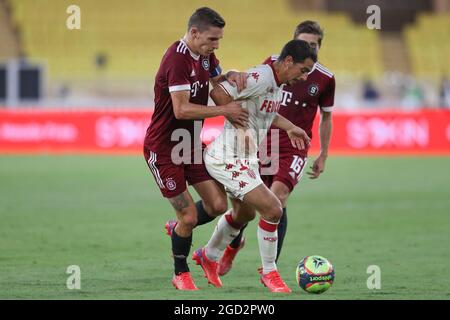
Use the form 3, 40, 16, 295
202, 58, 210, 71
260, 100, 281, 113
308, 84, 319, 96
166, 178, 177, 191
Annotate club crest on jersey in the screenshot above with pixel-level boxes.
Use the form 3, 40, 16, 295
166, 178, 177, 191
202, 58, 210, 71
308, 84, 319, 96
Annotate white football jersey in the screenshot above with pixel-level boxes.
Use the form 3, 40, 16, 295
206, 64, 284, 163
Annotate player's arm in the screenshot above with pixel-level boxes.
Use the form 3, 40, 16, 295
318, 110, 332, 158
210, 84, 255, 154
272, 114, 311, 150
210, 71, 247, 93
209, 84, 247, 128
208, 53, 247, 92
171, 90, 248, 127
307, 75, 336, 179
307, 110, 332, 179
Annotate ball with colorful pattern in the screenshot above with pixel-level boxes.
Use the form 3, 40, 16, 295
296, 255, 335, 294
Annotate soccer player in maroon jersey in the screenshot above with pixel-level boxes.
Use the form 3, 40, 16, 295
218, 21, 336, 276
143, 7, 249, 290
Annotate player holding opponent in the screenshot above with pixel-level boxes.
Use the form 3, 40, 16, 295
192, 40, 317, 293
143, 7, 249, 291
218, 21, 336, 275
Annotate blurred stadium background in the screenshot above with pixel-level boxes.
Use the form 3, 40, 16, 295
1, 0, 449, 300
0, 0, 450, 109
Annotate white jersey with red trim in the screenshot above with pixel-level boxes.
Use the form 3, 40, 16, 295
206, 64, 283, 163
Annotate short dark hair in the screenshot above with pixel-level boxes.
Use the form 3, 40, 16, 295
188, 7, 225, 32
293, 20, 324, 46
278, 39, 317, 64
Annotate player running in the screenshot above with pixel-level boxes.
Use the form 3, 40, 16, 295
143, 7, 249, 291
218, 21, 336, 276
192, 40, 317, 293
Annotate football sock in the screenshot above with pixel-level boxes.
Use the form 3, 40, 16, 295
171, 229, 192, 274
195, 200, 216, 226
276, 208, 287, 262
204, 210, 242, 261
258, 218, 279, 274
229, 223, 248, 249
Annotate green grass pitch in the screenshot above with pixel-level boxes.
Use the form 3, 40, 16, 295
1, 155, 449, 299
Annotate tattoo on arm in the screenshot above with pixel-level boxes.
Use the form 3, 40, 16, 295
169, 193, 190, 211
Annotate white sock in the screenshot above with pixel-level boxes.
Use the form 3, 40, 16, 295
205, 210, 241, 261
257, 218, 279, 274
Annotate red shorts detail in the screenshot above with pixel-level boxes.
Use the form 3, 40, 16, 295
143, 146, 212, 198
260, 151, 307, 192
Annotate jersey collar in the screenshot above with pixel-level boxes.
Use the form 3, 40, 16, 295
269, 62, 282, 87
180, 38, 200, 61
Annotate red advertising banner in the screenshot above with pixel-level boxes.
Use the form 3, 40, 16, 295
0, 108, 449, 155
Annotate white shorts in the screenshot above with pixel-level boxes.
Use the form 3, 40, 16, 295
204, 152, 263, 201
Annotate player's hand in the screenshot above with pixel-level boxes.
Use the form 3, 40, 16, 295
287, 126, 310, 150
307, 154, 327, 179
226, 71, 248, 93
224, 101, 248, 128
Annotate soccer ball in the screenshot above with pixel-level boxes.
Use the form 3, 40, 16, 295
296, 255, 335, 294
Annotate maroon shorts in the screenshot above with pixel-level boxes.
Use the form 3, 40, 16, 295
143, 147, 212, 198
260, 151, 308, 192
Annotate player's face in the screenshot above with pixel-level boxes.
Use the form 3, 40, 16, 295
296, 33, 321, 54
192, 26, 224, 56
285, 57, 315, 86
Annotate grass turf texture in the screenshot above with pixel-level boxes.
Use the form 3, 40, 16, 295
1, 155, 449, 300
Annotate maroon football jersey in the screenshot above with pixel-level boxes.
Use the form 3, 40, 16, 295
144, 39, 221, 158
263, 55, 335, 154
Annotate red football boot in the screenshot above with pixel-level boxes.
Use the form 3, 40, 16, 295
260, 270, 292, 293
165, 220, 177, 237
192, 248, 222, 288
171, 272, 199, 291
217, 237, 245, 276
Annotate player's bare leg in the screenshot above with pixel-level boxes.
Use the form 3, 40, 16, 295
270, 181, 291, 262
192, 179, 228, 220
168, 190, 199, 290
165, 180, 227, 237
241, 184, 291, 293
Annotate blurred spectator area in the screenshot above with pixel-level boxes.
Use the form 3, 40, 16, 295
0, 0, 449, 108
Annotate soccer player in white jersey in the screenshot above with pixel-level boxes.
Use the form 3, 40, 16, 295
192, 40, 317, 293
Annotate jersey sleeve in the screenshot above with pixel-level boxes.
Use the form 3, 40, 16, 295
166, 54, 191, 93
209, 52, 222, 78
319, 76, 336, 112
217, 67, 270, 100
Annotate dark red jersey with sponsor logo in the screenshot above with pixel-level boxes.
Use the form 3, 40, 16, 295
144, 39, 221, 159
